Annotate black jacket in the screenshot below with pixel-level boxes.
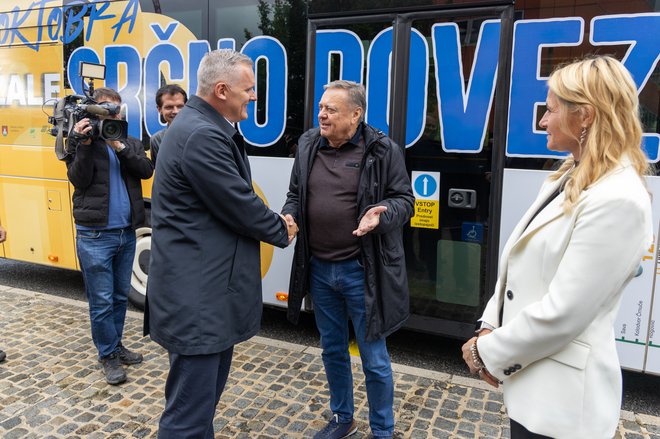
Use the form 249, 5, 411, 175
145, 95, 289, 355
282, 123, 414, 341
65, 136, 153, 229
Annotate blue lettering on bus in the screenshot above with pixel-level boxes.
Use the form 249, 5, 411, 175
187, 40, 211, 97
591, 14, 660, 162
366, 27, 428, 147
105, 45, 142, 139
46, 7, 62, 41
4, 1, 658, 157
62, 4, 88, 44
240, 36, 287, 147
0, 0, 137, 50
218, 38, 235, 50
7, 5, 34, 48
151, 22, 178, 41
506, 18, 584, 158
433, 20, 499, 153
313, 30, 364, 125
110, 0, 138, 41
144, 42, 185, 136
87, 2, 114, 41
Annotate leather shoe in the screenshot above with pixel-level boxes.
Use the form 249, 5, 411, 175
0, 349, 6, 363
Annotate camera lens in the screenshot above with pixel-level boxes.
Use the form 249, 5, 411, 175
102, 122, 119, 138
100, 120, 127, 141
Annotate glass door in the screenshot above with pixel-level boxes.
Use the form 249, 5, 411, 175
305, 4, 514, 338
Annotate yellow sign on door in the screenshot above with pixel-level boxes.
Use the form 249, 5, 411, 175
410, 171, 440, 229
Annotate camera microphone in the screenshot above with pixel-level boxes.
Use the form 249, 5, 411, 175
82, 104, 111, 116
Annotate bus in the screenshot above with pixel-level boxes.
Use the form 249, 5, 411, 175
1, 0, 659, 374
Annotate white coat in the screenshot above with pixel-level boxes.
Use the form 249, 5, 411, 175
478, 157, 653, 438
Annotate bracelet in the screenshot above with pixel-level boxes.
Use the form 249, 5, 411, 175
470, 339, 485, 371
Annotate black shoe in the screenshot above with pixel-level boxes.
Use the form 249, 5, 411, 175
0, 350, 5, 363
314, 414, 358, 439
100, 353, 127, 385
117, 343, 143, 365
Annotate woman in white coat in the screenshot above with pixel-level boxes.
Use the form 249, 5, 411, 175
461, 56, 653, 438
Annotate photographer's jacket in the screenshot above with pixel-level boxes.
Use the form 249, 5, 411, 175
65, 136, 154, 229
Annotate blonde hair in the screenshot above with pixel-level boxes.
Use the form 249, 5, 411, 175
547, 55, 650, 212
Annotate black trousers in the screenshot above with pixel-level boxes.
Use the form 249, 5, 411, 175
158, 346, 234, 439
511, 419, 554, 439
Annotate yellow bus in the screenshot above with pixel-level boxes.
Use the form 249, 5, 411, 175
2, 0, 660, 373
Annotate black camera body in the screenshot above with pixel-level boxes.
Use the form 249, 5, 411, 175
49, 95, 128, 144
49, 62, 128, 160
49, 95, 129, 160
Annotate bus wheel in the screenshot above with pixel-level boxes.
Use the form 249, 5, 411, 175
129, 226, 151, 310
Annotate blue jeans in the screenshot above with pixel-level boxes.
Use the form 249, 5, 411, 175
310, 257, 394, 437
76, 227, 136, 359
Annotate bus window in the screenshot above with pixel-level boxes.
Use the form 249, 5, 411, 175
139, 0, 208, 40
209, 0, 307, 158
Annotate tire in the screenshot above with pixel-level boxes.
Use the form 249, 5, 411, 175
129, 226, 151, 310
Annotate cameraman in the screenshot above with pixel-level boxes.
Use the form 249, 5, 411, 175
66, 87, 153, 385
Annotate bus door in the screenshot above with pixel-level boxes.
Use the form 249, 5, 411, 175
304, 3, 514, 338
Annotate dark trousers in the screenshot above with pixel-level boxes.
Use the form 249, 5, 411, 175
511, 419, 553, 439
158, 346, 234, 439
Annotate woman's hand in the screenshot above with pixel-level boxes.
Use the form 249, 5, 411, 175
461, 332, 500, 388
462, 336, 481, 374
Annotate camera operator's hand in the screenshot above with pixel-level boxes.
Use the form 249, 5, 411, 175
73, 119, 93, 145
108, 140, 126, 153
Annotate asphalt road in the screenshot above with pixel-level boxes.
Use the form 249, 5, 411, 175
1, 258, 659, 417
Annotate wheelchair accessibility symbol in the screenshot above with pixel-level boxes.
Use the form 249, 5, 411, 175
461, 222, 483, 243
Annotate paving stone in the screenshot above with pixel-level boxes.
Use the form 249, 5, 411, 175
0, 287, 658, 438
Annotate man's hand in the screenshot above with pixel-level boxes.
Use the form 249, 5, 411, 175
280, 214, 298, 244
0, 226, 6, 243
73, 118, 93, 145
353, 205, 387, 237
108, 140, 125, 152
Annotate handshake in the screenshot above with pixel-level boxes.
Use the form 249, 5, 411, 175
279, 214, 299, 245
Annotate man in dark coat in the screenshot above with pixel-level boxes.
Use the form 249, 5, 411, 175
67, 87, 153, 385
282, 80, 414, 439
146, 49, 295, 438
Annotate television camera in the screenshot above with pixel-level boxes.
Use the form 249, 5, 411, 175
49, 62, 128, 160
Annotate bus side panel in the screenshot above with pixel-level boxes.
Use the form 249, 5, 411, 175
500, 169, 660, 373
0, 176, 77, 270
249, 156, 296, 308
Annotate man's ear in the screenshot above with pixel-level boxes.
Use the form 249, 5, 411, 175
353, 107, 363, 124
215, 82, 228, 100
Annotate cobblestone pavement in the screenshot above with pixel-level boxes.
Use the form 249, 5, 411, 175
1, 285, 659, 438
